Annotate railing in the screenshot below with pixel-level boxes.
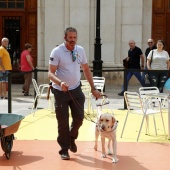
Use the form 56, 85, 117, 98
0, 68, 169, 113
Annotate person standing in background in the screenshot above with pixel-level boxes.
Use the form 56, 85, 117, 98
20, 43, 34, 96
142, 38, 157, 86
118, 40, 145, 96
147, 40, 169, 92
0, 37, 12, 99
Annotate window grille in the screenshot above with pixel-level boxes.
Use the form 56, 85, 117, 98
0, 0, 24, 9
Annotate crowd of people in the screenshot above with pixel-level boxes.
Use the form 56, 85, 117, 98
118, 38, 170, 96
0, 38, 34, 98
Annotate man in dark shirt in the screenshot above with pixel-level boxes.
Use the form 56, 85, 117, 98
118, 40, 145, 96
142, 38, 157, 86
145, 39, 157, 58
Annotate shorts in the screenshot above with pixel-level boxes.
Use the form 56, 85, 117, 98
0, 71, 9, 82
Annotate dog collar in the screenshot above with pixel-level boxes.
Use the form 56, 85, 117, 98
111, 120, 119, 131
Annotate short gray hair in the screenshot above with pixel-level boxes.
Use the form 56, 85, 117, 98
1, 37, 9, 43
64, 27, 77, 37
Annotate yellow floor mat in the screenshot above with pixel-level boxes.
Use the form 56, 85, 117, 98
15, 109, 170, 143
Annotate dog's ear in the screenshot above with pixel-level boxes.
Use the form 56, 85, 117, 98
112, 116, 116, 126
99, 115, 102, 123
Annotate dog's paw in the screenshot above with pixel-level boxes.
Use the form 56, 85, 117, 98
112, 157, 119, 163
101, 153, 107, 158
94, 145, 97, 151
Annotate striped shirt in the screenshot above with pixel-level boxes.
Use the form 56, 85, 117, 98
147, 49, 169, 70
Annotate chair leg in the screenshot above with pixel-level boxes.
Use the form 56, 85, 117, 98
159, 102, 166, 137
152, 115, 157, 135
31, 95, 38, 114
48, 98, 51, 110
120, 112, 129, 138
160, 111, 166, 137
137, 115, 145, 142
50, 97, 55, 113
33, 97, 40, 116
145, 115, 149, 135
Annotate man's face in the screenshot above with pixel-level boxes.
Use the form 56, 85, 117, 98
64, 31, 77, 49
129, 41, 135, 49
147, 39, 154, 48
2, 39, 9, 48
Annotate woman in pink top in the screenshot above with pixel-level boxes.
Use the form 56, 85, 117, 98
20, 43, 34, 96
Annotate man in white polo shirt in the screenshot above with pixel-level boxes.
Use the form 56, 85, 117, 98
48, 27, 101, 160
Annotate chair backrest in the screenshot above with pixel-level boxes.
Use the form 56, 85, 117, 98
124, 91, 143, 111
139, 87, 159, 97
32, 79, 40, 96
93, 76, 105, 92
81, 80, 91, 97
139, 87, 160, 107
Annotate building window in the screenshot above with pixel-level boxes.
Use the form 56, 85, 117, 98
0, 0, 24, 9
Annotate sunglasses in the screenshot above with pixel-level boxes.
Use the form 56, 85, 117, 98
71, 51, 76, 62
148, 42, 153, 44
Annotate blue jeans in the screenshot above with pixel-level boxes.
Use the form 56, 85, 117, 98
0, 71, 9, 82
122, 70, 145, 91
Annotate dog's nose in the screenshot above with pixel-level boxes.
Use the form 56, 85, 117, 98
101, 124, 105, 130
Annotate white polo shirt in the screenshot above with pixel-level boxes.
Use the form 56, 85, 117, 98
49, 43, 87, 90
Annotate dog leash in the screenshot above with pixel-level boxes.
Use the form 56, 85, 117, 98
67, 90, 97, 124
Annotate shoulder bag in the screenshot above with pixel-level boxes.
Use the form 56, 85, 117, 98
123, 57, 128, 69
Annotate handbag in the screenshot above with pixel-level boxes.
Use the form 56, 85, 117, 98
123, 58, 128, 69
150, 50, 154, 65
145, 50, 154, 85
164, 78, 170, 90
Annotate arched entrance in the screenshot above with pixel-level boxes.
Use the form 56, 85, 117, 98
152, 0, 170, 54
0, 0, 37, 83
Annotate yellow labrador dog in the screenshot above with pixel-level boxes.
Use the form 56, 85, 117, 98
94, 109, 119, 163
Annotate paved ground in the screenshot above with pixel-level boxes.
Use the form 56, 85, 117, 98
0, 81, 142, 116
1, 81, 169, 116
1, 83, 170, 170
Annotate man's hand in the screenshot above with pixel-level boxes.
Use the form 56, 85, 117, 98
2, 68, 5, 73
91, 89, 102, 99
60, 82, 69, 91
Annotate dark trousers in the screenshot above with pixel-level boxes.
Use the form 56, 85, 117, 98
53, 85, 85, 154
149, 72, 168, 92
23, 72, 32, 93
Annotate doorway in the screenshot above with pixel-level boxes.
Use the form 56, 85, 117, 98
0, 0, 37, 83
3, 16, 21, 67
152, 0, 170, 54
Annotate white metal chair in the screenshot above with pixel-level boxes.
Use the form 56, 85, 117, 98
121, 91, 166, 141
93, 76, 105, 93
81, 80, 92, 114
31, 79, 54, 115
139, 87, 160, 108
91, 77, 114, 115
139, 86, 167, 108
